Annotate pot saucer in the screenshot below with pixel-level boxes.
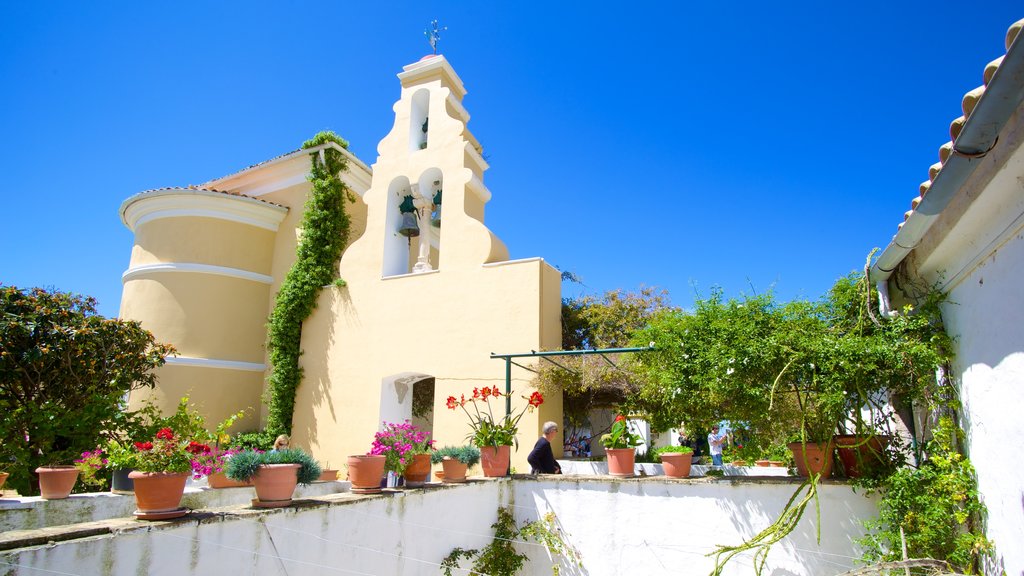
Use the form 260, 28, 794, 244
133, 507, 188, 521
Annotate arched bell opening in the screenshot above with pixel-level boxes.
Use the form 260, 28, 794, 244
409, 89, 430, 153
382, 176, 415, 277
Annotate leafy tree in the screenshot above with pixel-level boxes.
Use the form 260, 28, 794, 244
536, 287, 674, 432
0, 286, 173, 495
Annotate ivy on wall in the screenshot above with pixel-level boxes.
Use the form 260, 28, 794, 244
265, 131, 353, 435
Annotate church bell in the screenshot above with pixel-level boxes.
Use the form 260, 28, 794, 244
398, 213, 420, 237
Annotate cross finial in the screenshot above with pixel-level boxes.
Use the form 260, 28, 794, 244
425, 20, 447, 55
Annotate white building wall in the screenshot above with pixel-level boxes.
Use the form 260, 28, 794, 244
1, 478, 878, 576
942, 229, 1024, 575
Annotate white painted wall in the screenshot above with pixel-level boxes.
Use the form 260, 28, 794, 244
942, 229, 1024, 576
1, 478, 877, 576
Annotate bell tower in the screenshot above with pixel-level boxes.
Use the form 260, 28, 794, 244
339, 54, 508, 280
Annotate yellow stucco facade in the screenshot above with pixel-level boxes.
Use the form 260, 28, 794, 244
119, 55, 562, 473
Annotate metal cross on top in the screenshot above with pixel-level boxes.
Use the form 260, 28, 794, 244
425, 19, 447, 55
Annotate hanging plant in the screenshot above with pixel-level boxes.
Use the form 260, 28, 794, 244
265, 131, 353, 435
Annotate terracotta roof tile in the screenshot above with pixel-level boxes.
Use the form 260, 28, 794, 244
894, 17, 1023, 233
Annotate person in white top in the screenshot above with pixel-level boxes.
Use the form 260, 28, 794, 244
708, 424, 725, 466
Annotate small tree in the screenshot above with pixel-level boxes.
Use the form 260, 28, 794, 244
0, 286, 174, 495
536, 287, 674, 434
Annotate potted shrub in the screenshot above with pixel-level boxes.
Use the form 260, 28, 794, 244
446, 386, 544, 477
225, 448, 321, 508
371, 420, 434, 488
103, 440, 138, 493
127, 427, 205, 519
431, 445, 481, 483
654, 445, 694, 478
600, 415, 643, 477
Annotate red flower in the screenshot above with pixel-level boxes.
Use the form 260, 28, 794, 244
615, 415, 626, 423
481, 386, 491, 399
472, 387, 481, 399
186, 441, 211, 455
491, 386, 501, 397
528, 391, 544, 408
446, 396, 458, 410
155, 427, 174, 440
134, 441, 153, 451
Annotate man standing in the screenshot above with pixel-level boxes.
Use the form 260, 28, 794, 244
528, 421, 562, 474
708, 424, 725, 466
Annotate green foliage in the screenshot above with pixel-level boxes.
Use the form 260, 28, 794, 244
266, 131, 353, 435
224, 448, 322, 485
0, 286, 174, 495
537, 287, 673, 428
653, 445, 693, 461
233, 430, 279, 451
599, 415, 643, 449
441, 507, 578, 576
858, 417, 991, 573
431, 445, 481, 466
631, 272, 951, 442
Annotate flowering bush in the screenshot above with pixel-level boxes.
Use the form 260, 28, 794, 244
74, 448, 108, 488
447, 386, 544, 449
128, 427, 207, 474
370, 420, 434, 475
600, 415, 643, 450
188, 446, 244, 479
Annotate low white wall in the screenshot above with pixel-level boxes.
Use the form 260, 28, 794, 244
514, 478, 877, 576
0, 478, 877, 576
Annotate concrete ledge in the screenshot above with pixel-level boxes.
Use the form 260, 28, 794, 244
0, 480, 351, 533
557, 459, 793, 477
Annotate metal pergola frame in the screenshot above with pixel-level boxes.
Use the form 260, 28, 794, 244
489, 345, 655, 416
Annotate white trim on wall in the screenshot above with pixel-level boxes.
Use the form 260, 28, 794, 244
120, 188, 288, 232
122, 263, 274, 285
164, 356, 267, 372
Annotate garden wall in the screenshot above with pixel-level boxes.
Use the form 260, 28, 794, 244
0, 477, 878, 576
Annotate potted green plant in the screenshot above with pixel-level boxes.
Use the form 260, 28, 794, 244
601, 415, 643, 477
103, 440, 138, 493
446, 386, 545, 477
431, 445, 481, 483
371, 420, 434, 487
127, 427, 206, 519
224, 448, 320, 508
654, 445, 694, 478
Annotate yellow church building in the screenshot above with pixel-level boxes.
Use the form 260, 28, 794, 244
118, 54, 563, 471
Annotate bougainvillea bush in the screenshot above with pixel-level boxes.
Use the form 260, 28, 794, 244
370, 420, 434, 475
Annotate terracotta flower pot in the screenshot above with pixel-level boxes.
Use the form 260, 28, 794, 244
35, 465, 80, 499
347, 455, 386, 494
787, 440, 835, 479
317, 469, 339, 482
128, 471, 189, 520
606, 448, 636, 477
441, 458, 468, 483
402, 454, 432, 487
660, 452, 693, 478
0, 472, 9, 492
731, 460, 747, 467
207, 471, 251, 489
834, 434, 890, 478
479, 445, 511, 477
251, 463, 300, 507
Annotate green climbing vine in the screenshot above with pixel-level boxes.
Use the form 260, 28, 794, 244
265, 131, 353, 435
440, 507, 579, 576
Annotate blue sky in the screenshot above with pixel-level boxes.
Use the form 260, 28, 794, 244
2, 3, 1020, 318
